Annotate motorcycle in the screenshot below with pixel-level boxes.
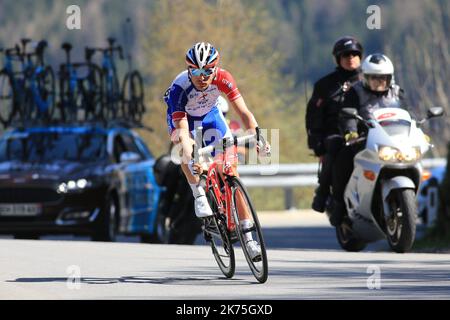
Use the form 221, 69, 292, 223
327, 106, 444, 253
149, 150, 202, 244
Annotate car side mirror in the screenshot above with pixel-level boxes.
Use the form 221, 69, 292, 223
120, 151, 141, 163
427, 107, 444, 119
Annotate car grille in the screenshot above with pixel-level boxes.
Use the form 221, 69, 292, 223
0, 188, 61, 203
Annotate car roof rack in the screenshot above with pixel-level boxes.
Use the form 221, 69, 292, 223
107, 119, 154, 132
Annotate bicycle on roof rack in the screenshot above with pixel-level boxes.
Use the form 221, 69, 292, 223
58, 42, 104, 123
18, 38, 56, 123
86, 37, 123, 120
0, 39, 55, 127
121, 18, 146, 123
0, 44, 25, 127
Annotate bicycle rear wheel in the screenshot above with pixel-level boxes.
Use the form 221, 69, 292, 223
0, 70, 16, 126
206, 189, 235, 279
230, 177, 268, 283
122, 71, 144, 122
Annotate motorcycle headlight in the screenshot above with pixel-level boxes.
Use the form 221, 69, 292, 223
378, 146, 421, 162
57, 179, 92, 193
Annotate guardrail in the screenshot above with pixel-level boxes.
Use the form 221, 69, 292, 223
238, 158, 447, 210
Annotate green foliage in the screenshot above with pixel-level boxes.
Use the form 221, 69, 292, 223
139, 0, 304, 161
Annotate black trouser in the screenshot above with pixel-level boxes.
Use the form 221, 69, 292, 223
332, 142, 363, 206
317, 135, 344, 195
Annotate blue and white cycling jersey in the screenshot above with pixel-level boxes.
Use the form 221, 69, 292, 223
164, 68, 241, 146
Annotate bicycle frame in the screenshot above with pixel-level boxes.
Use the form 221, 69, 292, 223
204, 142, 240, 233
25, 59, 51, 113
20, 40, 54, 116
2, 47, 26, 92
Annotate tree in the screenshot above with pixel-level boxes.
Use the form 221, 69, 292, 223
138, 0, 304, 162
384, 0, 449, 155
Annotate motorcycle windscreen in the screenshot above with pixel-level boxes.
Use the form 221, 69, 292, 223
378, 119, 411, 136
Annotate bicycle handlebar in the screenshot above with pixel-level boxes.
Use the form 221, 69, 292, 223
197, 134, 257, 157
86, 46, 124, 59
3, 45, 23, 62
195, 127, 265, 157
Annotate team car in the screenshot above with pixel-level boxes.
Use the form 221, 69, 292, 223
417, 165, 446, 226
0, 123, 199, 242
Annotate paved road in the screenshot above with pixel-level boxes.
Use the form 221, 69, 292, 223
1, 238, 449, 300
0, 210, 393, 251
1, 210, 444, 300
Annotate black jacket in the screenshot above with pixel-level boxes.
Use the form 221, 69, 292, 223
306, 66, 361, 154
340, 81, 406, 134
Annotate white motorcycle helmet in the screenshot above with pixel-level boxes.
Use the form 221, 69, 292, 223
362, 53, 394, 92
217, 95, 229, 116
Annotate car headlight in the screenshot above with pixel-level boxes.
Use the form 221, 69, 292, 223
378, 146, 421, 162
57, 179, 92, 193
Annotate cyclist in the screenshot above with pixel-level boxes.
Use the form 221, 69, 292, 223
164, 42, 270, 260
331, 53, 406, 226
306, 36, 363, 213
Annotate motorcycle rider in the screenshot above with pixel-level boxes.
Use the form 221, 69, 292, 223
330, 53, 407, 226
306, 36, 363, 213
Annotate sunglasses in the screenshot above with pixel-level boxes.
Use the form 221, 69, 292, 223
368, 75, 389, 81
341, 51, 360, 58
189, 67, 215, 77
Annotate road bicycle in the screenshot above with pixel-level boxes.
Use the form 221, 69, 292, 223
121, 18, 145, 123
19, 38, 55, 123
0, 39, 54, 126
0, 45, 24, 126
193, 127, 269, 283
59, 42, 103, 122
86, 38, 123, 120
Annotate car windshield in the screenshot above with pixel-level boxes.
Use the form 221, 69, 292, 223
379, 119, 411, 136
0, 131, 107, 163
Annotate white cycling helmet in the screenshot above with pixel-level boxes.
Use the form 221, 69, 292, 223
217, 95, 229, 116
362, 53, 394, 91
185, 42, 220, 69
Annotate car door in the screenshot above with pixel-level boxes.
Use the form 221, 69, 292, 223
114, 131, 154, 234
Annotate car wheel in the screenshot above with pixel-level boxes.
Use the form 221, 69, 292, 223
92, 194, 118, 242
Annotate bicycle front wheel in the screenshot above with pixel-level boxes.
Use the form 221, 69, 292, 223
206, 189, 235, 279
230, 177, 268, 283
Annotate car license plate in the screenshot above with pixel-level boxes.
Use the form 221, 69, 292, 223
0, 204, 42, 216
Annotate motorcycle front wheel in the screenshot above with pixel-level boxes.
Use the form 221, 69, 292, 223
386, 189, 417, 253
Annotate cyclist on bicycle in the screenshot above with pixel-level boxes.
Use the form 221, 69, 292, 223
164, 42, 270, 260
